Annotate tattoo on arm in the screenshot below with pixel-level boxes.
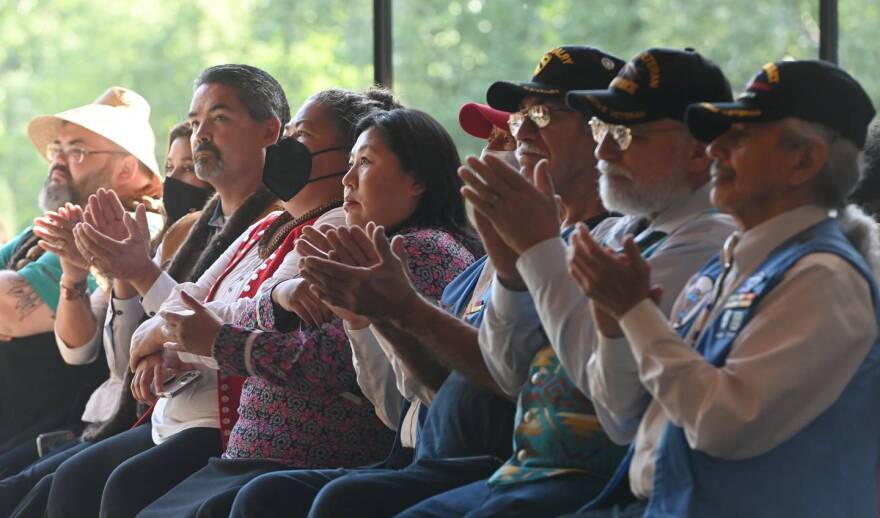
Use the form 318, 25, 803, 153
8, 277, 44, 321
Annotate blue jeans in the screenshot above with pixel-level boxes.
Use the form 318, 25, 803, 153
395, 473, 605, 518
37, 424, 219, 518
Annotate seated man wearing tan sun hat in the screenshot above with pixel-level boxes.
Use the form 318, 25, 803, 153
0, 87, 162, 468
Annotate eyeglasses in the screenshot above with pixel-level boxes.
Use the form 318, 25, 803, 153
588, 117, 682, 151
46, 144, 127, 164
508, 105, 574, 135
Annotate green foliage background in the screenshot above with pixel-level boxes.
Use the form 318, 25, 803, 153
0, 0, 876, 237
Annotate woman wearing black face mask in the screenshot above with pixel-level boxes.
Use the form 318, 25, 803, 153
131, 87, 408, 518
161, 122, 213, 227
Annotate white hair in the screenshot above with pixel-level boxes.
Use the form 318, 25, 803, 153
837, 204, 880, 277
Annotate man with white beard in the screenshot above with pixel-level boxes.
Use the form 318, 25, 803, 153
454, 48, 738, 515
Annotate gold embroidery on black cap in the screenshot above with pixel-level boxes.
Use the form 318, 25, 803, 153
639, 52, 661, 88
522, 85, 562, 95
762, 63, 780, 83
533, 47, 575, 75
610, 77, 638, 95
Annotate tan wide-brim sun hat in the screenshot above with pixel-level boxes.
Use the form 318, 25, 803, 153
27, 86, 160, 179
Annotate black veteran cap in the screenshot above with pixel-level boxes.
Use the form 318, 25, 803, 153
686, 59, 876, 148
566, 48, 732, 125
486, 46, 624, 112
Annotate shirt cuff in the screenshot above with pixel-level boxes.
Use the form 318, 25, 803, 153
110, 294, 143, 315
255, 289, 278, 331
213, 324, 252, 377
619, 299, 675, 364
488, 272, 539, 323
346, 325, 385, 360
516, 236, 568, 293
142, 271, 178, 316
55, 330, 100, 365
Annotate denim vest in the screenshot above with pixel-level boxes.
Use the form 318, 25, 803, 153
647, 218, 880, 517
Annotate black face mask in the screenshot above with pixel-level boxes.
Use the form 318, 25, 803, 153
262, 138, 348, 202
162, 176, 212, 225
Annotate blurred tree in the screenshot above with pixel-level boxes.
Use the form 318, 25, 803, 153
0, 0, 875, 235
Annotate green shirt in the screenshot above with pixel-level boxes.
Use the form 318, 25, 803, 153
0, 226, 97, 313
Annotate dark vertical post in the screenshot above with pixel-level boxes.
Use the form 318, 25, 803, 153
819, 0, 838, 63
374, 0, 393, 88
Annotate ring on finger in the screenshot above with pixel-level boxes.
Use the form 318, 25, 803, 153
488, 193, 501, 209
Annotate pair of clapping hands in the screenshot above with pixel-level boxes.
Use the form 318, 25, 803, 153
291, 221, 417, 330
32, 188, 152, 279
459, 155, 662, 336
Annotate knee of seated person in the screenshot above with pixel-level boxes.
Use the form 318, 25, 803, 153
309, 476, 375, 518
230, 473, 307, 517
47, 457, 92, 506
99, 462, 143, 516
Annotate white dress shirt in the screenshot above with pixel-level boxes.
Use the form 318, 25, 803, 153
598, 205, 877, 498
347, 324, 433, 447
479, 183, 737, 400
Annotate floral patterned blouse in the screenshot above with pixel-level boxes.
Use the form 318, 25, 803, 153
212, 226, 476, 467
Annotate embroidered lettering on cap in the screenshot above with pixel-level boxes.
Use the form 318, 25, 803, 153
611, 77, 639, 95
639, 52, 662, 88
762, 62, 780, 83
533, 47, 575, 75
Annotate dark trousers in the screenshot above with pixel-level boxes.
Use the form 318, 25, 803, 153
1, 440, 88, 517
229, 456, 502, 518
562, 500, 648, 518
0, 439, 39, 480
396, 473, 606, 518
34, 424, 219, 518
0, 333, 106, 454
138, 457, 288, 518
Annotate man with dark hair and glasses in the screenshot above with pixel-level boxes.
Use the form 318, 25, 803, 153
0, 87, 162, 473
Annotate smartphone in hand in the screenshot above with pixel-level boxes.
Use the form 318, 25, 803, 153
155, 370, 202, 398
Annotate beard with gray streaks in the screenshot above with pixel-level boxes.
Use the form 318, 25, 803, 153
598, 160, 691, 217
38, 167, 75, 212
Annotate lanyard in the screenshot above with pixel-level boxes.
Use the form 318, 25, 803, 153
683, 232, 741, 345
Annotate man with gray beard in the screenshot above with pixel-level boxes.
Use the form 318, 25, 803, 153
0, 87, 161, 471
456, 48, 738, 515
0, 87, 161, 339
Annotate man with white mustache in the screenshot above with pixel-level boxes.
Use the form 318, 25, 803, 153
462, 48, 738, 516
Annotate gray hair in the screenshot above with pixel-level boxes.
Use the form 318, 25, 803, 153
779, 118, 862, 209
780, 119, 880, 275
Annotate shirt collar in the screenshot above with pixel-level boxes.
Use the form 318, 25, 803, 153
731, 204, 829, 277
648, 182, 714, 234
208, 200, 226, 228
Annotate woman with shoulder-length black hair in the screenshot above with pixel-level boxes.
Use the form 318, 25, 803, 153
353, 108, 483, 255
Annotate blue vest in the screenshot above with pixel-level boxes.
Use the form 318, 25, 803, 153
647, 218, 880, 517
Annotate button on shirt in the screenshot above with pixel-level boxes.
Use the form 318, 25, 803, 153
596, 205, 877, 498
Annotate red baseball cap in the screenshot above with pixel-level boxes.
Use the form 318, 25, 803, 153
458, 102, 510, 139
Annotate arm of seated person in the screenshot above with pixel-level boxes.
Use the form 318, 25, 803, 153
55, 283, 108, 364
375, 296, 509, 398
0, 270, 55, 338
